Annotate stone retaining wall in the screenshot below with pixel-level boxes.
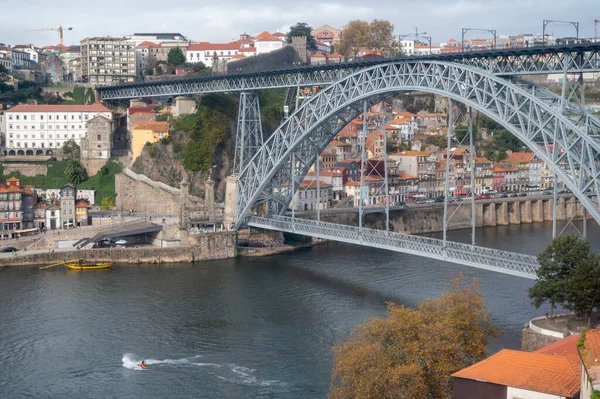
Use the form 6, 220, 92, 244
0, 231, 237, 267
3, 163, 48, 177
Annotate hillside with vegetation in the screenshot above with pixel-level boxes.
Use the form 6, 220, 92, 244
1, 160, 122, 202
133, 91, 285, 200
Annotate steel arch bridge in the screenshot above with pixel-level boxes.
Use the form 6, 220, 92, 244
232, 61, 600, 276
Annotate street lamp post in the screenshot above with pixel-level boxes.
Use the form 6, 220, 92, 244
461, 28, 497, 52
542, 20, 579, 46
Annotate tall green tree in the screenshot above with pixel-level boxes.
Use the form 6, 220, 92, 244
62, 139, 80, 159
529, 234, 598, 321
167, 47, 186, 66
286, 22, 317, 51
368, 19, 398, 57
64, 159, 88, 185
339, 20, 371, 59
100, 195, 115, 211
339, 19, 397, 59
330, 276, 497, 399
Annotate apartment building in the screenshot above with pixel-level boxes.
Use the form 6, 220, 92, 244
3, 104, 112, 154
80, 37, 137, 84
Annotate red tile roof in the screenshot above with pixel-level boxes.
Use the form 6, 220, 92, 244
299, 179, 331, 189
8, 104, 111, 113
133, 121, 170, 132
128, 106, 152, 115
390, 151, 431, 157
187, 42, 240, 51
138, 41, 161, 47
505, 152, 536, 163
579, 329, 600, 388
75, 199, 90, 208
452, 349, 580, 397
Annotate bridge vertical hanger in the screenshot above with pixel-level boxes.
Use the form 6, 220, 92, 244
359, 100, 368, 235
234, 92, 264, 176
469, 108, 476, 246
382, 102, 390, 232
443, 99, 452, 249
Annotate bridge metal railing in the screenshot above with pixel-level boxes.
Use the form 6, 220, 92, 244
246, 215, 539, 279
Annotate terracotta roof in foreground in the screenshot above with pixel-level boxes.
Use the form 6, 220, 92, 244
452, 349, 580, 398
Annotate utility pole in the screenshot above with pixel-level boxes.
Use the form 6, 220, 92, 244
595, 19, 599, 41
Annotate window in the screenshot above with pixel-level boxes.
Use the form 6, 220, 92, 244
23, 115, 27, 120
64, 125, 67, 129
63, 115, 67, 120
40, 124, 44, 129
31, 125, 35, 130
16, 115, 19, 120
49, 115, 52, 119
24, 125, 27, 130
97, 134, 101, 141
8, 124, 12, 129
40, 115, 43, 120
71, 115, 74, 120
8, 115, 12, 120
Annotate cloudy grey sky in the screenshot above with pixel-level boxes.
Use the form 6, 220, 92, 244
0, 0, 597, 47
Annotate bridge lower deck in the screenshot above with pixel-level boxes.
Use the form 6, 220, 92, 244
246, 215, 538, 279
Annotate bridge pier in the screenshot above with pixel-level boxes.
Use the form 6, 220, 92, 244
532, 200, 544, 222
556, 198, 566, 221
565, 198, 578, 219
224, 175, 238, 230
483, 203, 497, 227
543, 199, 553, 221
497, 202, 509, 226
520, 200, 532, 224
509, 201, 521, 225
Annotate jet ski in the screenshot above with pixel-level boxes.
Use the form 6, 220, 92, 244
139, 362, 148, 369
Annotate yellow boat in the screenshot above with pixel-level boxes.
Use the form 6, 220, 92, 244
64, 259, 113, 270
40, 259, 113, 270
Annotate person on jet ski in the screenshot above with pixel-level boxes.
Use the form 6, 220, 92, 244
140, 360, 147, 367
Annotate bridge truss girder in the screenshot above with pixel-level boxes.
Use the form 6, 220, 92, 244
234, 61, 600, 230
97, 45, 600, 101
247, 215, 539, 279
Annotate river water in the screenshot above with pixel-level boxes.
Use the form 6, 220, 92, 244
0, 221, 597, 398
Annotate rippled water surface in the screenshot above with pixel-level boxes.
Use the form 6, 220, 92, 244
0, 222, 597, 398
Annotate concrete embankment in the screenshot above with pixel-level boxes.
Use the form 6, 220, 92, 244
0, 231, 237, 267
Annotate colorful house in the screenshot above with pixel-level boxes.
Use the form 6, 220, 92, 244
131, 121, 170, 160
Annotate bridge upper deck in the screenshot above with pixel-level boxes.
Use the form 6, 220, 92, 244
98, 42, 600, 100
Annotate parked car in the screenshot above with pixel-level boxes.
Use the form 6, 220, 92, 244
500, 194, 509, 198
1, 247, 17, 253
395, 201, 406, 206
518, 193, 527, 197
543, 191, 553, 195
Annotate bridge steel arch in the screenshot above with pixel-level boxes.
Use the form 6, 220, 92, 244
234, 61, 600, 229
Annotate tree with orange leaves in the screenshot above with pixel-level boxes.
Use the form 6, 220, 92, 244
329, 275, 498, 399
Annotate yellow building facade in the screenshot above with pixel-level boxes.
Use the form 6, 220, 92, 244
131, 122, 170, 160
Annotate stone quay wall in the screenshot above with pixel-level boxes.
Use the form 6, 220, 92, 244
304, 196, 587, 235
2, 163, 48, 177
0, 231, 237, 267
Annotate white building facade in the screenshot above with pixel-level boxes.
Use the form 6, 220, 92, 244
3, 104, 112, 154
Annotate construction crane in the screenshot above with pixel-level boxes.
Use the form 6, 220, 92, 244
25, 24, 73, 45
595, 19, 599, 41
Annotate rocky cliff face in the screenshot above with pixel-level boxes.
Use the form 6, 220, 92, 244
132, 128, 235, 202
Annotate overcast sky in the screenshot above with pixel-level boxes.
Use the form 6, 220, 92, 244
0, 0, 597, 47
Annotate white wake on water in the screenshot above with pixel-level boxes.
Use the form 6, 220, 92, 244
121, 354, 285, 386
122, 353, 201, 370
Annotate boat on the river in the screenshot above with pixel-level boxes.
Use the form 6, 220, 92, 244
40, 259, 112, 270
